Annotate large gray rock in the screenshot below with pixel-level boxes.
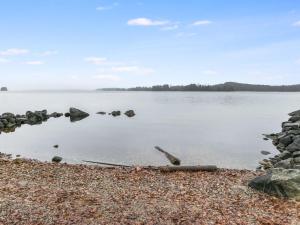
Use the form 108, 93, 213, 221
124, 110, 135, 117
278, 135, 293, 146
69, 107, 89, 122
286, 137, 300, 152
289, 109, 300, 117
249, 168, 300, 200
274, 158, 293, 169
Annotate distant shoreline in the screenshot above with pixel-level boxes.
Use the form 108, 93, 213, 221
97, 82, 300, 92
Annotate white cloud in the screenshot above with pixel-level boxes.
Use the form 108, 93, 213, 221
127, 18, 169, 26
0, 48, 29, 56
0, 58, 10, 64
192, 20, 212, 26
202, 70, 218, 75
85, 57, 107, 65
24, 61, 44, 65
39, 50, 58, 56
96, 2, 119, 11
93, 75, 121, 81
292, 21, 300, 27
296, 59, 300, 64
161, 24, 179, 31
112, 66, 154, 75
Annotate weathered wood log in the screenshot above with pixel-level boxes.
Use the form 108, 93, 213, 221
83, 160, 132, 168
155, 146, 181, 165
158, 165, 218, 172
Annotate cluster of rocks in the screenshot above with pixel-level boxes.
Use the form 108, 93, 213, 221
0, 107, 90, 133
0, 110, 63, 133
259, 109, 300, 170
249, 109, 300, 200
97, 110, 136, 117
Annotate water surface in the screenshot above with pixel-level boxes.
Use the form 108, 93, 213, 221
0, 91, 299, 169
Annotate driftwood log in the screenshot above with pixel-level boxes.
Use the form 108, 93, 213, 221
155, 146, 181, 165
159, 165, 218, 172
83, 160, 132, 168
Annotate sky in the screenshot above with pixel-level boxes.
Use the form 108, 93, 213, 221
0, 0, 300, 90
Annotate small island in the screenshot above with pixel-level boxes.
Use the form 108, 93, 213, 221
1, 87, 8, 91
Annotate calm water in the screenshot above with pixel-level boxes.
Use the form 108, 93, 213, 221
0, 91, 299, 169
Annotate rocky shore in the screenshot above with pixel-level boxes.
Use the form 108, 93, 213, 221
0, 154, 298, 224
248, 110, 300, 200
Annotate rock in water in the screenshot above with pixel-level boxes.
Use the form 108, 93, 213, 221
96, 112, 106, 115
69, 107, 89, 122
124, 110, 135, 117
0, 87, 8, 91
52, 156, 62, 163
260, 150, 271, 155
249, 168, 300, 200
110, 111, 121, 117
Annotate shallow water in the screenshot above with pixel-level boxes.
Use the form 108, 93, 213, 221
0, 91, 299, 169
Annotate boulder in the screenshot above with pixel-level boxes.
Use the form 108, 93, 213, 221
64, 113, 70, 117
286, 137, 300, 153
274, 158, 293, 169
1, 112, 15, 119
277, 151, 292, 160
49, 112, 63, 118
69, 107, 89, 122
0, 87, 8, 91
124, 110, 135, 117
289, 115, 300, 122
52, 156, 62, 163
289, 109, 300, 117
110, 111, 121, 117
292, 151, 300, 158
96, 112, 106, 115
278, 135, 293, 146
248, 168, 300, 200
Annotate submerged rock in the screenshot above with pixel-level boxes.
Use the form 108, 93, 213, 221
52, 156, 62, 163
260, 150, 271, 155
124, 110, 135, 117
69, 107, 89, 122
249, 168, 300, 200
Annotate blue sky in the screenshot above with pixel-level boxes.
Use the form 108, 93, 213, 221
0, 0, 300, 89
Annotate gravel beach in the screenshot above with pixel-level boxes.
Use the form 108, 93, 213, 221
0, 155, 299, 225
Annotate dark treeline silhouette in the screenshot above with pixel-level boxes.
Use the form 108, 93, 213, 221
98, 82, 300, 92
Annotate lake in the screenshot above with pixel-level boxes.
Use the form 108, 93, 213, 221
0, 91, 299, 169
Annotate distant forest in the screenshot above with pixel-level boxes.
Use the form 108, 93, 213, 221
98, 82, 300, 92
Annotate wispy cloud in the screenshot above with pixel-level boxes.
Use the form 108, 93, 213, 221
93, 74, 121, 81
0, 58, 10, 64
24, 61, 44, 65
0, 48, 29, 56
39, 50, 58, 56
112, 66, 154, 75
96, 2, 119, 11
127, 18, 169, 26
192, 20, 212, 26
161, 24, 179, 31
292, 21, 300, 27
85, 57, 107, 65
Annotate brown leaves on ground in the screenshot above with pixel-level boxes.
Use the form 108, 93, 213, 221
0, 157, 299, 225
